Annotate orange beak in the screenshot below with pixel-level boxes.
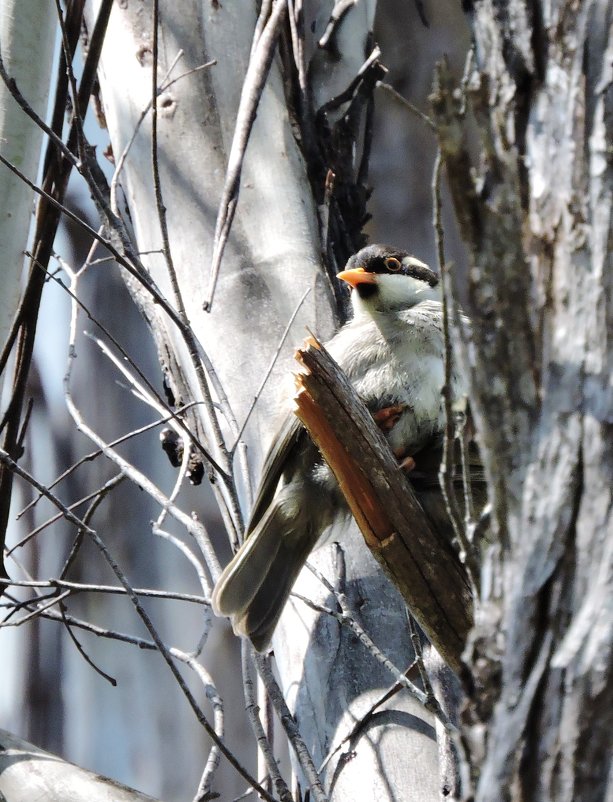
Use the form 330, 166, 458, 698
337, 267, 378, 288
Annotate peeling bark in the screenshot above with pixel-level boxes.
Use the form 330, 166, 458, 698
433, 2, 613, 799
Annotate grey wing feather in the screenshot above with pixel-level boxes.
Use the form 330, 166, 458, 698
247, 412, 306, 534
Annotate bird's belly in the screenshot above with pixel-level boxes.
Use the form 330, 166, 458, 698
351, 355, 445, 455
327, 317, 454, 455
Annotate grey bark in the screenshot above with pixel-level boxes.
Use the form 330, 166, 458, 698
0, 0, 55, 361
84, 1, 441, 800
433, 2, 612, 800
0, 729, 164, 802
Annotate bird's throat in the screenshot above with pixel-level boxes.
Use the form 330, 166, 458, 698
355, 283, 378, 300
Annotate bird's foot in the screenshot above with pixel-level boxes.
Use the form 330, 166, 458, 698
399, 455, 416, 472
373, 403, 406, 432
393, 446, 416, 473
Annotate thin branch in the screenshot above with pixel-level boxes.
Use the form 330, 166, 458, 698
431, 149, 480, 591
46, 254, 228, 479
53, 0, 87, 164
180, 646, 224, 801
203, 0, 288, 312
16, 407, 198, 520
110, 51, 216, 211
317, 46, 383, 117
318, 664, 418, 772
63, 343, 222, 581
148, 6, 244, 534
297, 574, 434, 717
408, 616, 472, 800
254, 652, 329, 802
286, 0, 307, 94
231, 287, 311, 453
0, 447, 277, 802
377, 82, 436, 130
61, 260, 223, 580
299, 564, 470, 783
0, 46, 80, 172
0, 589, 161, 648
0, 71, 242, 485
0, 153, 165, 301
83, 329, 225, 478
59, 602, 118, 686
0, 578, 208, 605
1, 588, 72, 627
318, 0, 357, 50
152, 525, 213, 606
241, 643, 292, 802
151, 0, 186, 345
8, 473, 125, 556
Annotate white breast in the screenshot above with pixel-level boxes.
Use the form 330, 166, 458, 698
327, 301, 465, 455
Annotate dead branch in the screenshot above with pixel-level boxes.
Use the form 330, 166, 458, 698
294, 337, 472, 676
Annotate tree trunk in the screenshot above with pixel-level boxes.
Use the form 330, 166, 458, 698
0, 729, 163, 802
0, 0, 55, 359
433, 2, 612, 799
85, 1, 441, 799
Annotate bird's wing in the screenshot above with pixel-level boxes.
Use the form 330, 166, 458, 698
410, 416, 486, 490
247, 412, 306, 535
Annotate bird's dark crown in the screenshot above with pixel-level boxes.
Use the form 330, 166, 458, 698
345, 244, 439, 288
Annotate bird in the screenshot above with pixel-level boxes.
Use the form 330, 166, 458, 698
212, 244, 483, 651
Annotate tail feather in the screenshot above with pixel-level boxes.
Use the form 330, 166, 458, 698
235, 530, 315, 651
212, 503, 285, 618
212, 493, 320, 651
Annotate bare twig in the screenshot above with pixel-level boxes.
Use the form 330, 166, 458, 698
300, 564, 471, 785
286, 0, 307, 93
298, 567, 439, 718
110, 51, 216, 212
0, 61, 244, 507
16, 408, 198, 520
318, 0, 357, 49
43, 255, 228, 482
408, 617, 472, 800
7, 474, 125, 556
0, 578, 208, 605
241, 643, 292, 802
431, 149, 480, 591
231, 287, 312, 453
181, 646, 224, 801
83, 330, 223, 475
150, 0, 228, 466
0, 153, 168, 302
377, 82, 436, 130
1, 588, 72, 627
317, 46, 383, 117
62, 260, 223, 580
254, 652, 329, 802
0, 447, 276, 801
318, 666, 418, 772
203, 0, 288, 312
59, 602, 118, 686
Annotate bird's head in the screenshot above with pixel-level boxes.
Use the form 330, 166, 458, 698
337, 244, 439, 315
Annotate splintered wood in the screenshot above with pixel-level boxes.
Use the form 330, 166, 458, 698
293, 336, 472, 675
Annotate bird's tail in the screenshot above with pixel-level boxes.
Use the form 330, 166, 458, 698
212, 498, 317, 652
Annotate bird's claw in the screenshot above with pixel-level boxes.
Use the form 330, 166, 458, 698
373, 403, 406, 432
398, 455, 416, 472
393, 446, 416, 473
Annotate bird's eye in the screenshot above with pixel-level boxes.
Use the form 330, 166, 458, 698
385, 257, 402, 272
